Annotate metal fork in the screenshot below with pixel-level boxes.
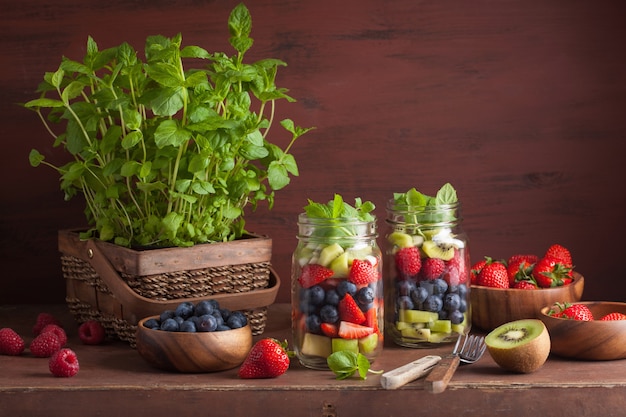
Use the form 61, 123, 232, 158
424, 334, 486, 394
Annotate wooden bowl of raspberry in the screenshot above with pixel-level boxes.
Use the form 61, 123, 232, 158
470, 272, 584, 331
135, 300, 253, 373
539, 301, 626, 360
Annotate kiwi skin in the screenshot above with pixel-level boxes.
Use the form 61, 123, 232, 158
485, 319, 551, 374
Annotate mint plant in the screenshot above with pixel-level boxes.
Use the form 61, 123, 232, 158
24, 3, 313, 248
303, 194, 376, 240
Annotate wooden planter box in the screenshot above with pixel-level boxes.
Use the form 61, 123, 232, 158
58, 229, 280, 346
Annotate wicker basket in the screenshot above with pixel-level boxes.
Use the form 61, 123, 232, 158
58, 229, 280, 347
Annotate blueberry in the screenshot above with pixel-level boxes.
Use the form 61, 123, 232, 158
336, 281, 357, 298
449, 310, 464, 325
211, 310, 225, 326
173, 316, 184, 326
219, 308, 232, 321
299, 299, 317, 315
424, 295, 443, 312
438, 310, 449, 320
159, 310, 176, 322
306, 285, 326, 306
195, 300, 216, 316
305, 314, 322, 333
143, 318, 160, 329
396, 295, 414, 310
216, 324, 231, 331
226, 312, 247, 329
432, 279, 448, 295
411, 286, 429, 304
444, 293, 461, 311
356, 286, 375, 305
160, 317, 179, 332
174, 301, 195, 319
457, 284, 468, 298
180, 320, 197, 332
196, 314, 218, 332
459, 299, 468, 313
397, 280, 416, 297
325, 289, 340, 306
319, 304, 339, 323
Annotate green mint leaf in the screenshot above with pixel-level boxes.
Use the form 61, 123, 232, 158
356, 353, 371, 380
327, 351, 358, 380
435, 182, 458, 205
28, 149, 44, 167
332, 194, 344, 218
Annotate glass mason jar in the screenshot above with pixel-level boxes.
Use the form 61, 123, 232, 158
384, 201, 470, 348
292, 214, 383, 369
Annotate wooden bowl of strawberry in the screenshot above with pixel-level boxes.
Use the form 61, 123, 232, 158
540, 301, 626, 360
470, 244, 584, 331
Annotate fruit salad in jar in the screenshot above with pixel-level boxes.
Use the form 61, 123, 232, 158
292, 195, 383, 369
385, 184, 471, 347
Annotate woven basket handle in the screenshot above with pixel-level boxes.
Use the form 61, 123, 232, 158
83, 239, 280, 324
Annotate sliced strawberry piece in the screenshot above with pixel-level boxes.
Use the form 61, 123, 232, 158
320, 323, 339, 338
297, 264, 334, 289
338, 321, 373, 339
337, 294, 366, 324
348, 259, 379, 285
363, 307, 380, 336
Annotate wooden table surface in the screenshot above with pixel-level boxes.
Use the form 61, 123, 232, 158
1, 303, 625, 417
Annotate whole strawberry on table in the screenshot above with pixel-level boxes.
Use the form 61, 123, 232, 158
471, 243, 575, 290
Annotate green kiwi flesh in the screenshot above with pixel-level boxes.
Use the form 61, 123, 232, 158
485, 319, 550, 373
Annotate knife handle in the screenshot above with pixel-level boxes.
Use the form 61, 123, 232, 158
380, 355, 442, 390
423, 355, 461, 394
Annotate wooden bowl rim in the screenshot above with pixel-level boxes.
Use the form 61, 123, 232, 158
540, 300, 626, 320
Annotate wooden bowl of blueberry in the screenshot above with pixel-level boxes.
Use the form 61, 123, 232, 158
136, 299, 253, 372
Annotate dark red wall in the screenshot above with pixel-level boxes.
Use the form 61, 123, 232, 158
2, 0, 625, 305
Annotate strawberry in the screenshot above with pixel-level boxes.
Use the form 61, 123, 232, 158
544, 244, 572, 268
320, 323, 339, 337
337, 321, 374, 339
600, 312, 626, 321
78, 320, 106, 345
348, 258, 379, 284
49, 348, 80, 377
364, 306, 381, 336
470, 258, 488, 285
238, 338, 291, 379
506, 254, 538, 286
394, 246, 422, 277
477, 261, 509, 289
338, 294, 366, 324
30, 331, 62, 357
513, 280, 537, 290
532, 256, 572, 288
420, 258, 445, 281
550, 302, 593, 321
446, 249, 468, 284
33, 313, 62, 336
297, 264, 334, 289
0, 328, 25, 356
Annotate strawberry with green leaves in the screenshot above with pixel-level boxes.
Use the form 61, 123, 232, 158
506, 254, 538, 286
470, 258, 488, 285
238, 338, 292, 379
549, 302, 594, 321
477, 260, 509, 289
544, 244, 572, 268
532, 256, 572, 288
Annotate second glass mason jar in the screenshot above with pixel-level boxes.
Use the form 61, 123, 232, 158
292, 214, 383, 369
385, 201, 470, 348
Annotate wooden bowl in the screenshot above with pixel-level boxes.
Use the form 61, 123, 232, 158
470, 272, 584, 331
136, 316, 253, 372
539, 301, 626, 360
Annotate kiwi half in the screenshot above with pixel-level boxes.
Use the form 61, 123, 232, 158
485, 319, 550, 373
421, 240, 455, 261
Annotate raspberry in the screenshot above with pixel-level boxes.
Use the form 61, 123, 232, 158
33, 313, 62, 336
41, 324, 67, 347
0, 328, 25, 356
49, 348, 80, 377
30, 332, 62, 357
78, 320, 106, 345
